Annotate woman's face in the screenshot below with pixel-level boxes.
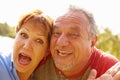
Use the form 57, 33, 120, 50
13, 20, 49, 73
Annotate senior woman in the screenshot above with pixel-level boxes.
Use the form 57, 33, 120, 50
0, 9, 52, 80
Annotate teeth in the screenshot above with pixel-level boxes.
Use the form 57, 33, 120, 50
59, 50, 72, 53
58, 52, 68, 56
57, 50, 72, 56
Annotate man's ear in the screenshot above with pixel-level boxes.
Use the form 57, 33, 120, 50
91, 35, 98, 47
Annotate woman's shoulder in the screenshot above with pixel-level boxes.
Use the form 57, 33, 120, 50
0, 51, 12, 67
0, 52, 17, 80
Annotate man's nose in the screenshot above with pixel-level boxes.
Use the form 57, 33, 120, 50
56, 33, 69, 46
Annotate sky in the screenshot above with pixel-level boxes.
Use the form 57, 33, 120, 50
0, 0, 120, 34
0, 36, 14, 53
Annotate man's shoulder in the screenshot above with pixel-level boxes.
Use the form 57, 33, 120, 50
91, 47, 119, 77
93, 47, 118, 61
34, 57, 58, 80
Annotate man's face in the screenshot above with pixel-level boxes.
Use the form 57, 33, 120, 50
50, 11, 93, 71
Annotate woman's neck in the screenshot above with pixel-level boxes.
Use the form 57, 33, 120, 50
17, 71, 31, 80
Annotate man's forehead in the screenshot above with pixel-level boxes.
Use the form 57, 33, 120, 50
55, 11, 88, 22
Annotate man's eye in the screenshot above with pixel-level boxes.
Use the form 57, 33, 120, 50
70, 33, 80, 37
36, 39, 44, 44
20, 33, 28, 38
52, 31, 61, 36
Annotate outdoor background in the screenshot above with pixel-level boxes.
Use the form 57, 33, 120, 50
0, 0, 120, 59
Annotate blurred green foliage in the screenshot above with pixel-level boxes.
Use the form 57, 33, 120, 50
0, 22, 15, 38
0, 22, 120, 60
96, 28, 120, 60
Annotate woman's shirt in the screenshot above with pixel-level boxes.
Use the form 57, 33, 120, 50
0, 52, 19, 80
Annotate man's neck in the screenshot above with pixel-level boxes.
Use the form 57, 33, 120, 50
55, 59, 90, 79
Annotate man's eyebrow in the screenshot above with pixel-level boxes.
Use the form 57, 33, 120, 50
70, 26, 81, 31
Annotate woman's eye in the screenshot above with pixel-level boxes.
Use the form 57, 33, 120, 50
20, 33, 28, 38
36, 39, 44, 44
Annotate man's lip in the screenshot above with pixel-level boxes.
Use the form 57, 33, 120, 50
56, 50, 72, 56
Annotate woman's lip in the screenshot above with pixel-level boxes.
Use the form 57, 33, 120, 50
18, 53, 31, 65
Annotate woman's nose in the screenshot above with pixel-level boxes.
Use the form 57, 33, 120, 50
23, 39, 33, 50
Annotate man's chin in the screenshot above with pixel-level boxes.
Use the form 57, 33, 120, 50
55, 62, 75, 71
